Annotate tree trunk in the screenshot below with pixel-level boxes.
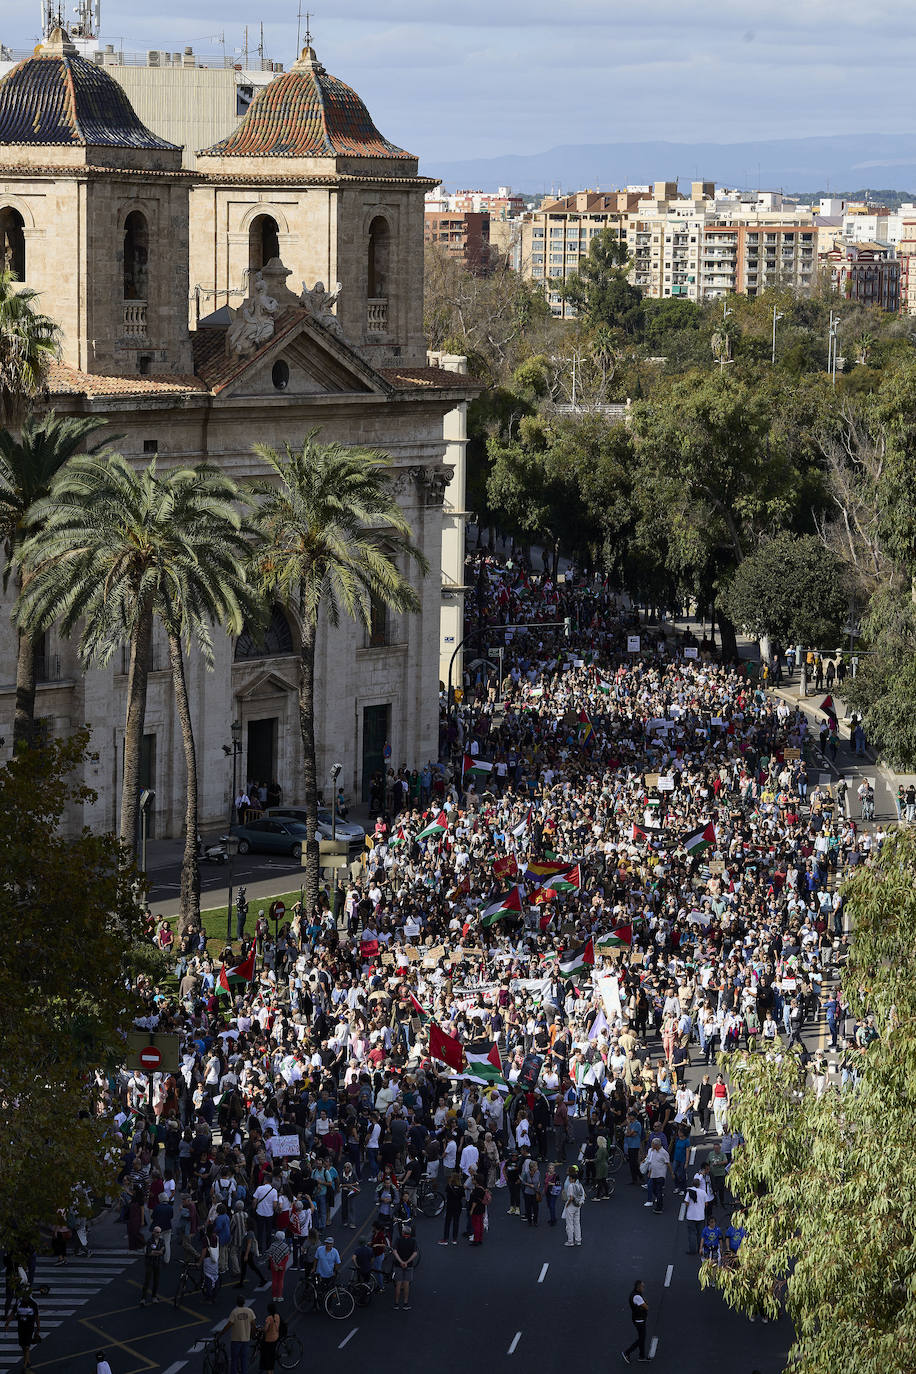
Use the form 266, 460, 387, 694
13, 627, 36, 749
120, 601, 153, 856
297, 621, 320, 918
167, 628, 201, 936
717, 608, 740, 664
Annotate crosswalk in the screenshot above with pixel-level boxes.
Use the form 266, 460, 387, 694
0, 1249, 141, 1370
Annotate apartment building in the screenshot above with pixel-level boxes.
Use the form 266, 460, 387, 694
516, 189, 644, 317
424, 210, 492, 272
824, 240, 900, 311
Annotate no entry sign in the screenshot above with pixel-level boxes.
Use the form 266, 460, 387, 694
138, 1046, 162, 1071
270, 900, 286, 921
126, 1032, 179, 1074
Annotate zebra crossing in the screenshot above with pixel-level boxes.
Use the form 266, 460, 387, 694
0, 1249, 141, 1370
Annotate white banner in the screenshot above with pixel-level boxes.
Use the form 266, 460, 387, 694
595, 973, 623, 1024
267, 1134, 301, 1158
627, 635, 641, 653
683, 646, 698, 659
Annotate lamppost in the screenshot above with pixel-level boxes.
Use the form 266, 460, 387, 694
828, 310, 840, 387
771, 306, 784, 365
330, 761, 342, 841
222, 719, 243, 945
139, 788, 155, 876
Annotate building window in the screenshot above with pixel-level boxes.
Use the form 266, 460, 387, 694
271, 359, 290, 390
0, 206, 25, 280
368, 594, 388, 648
368, 216, 391, 299
143, 439, 158, 454
235, 605, 295, 661
249, 213, 280, 272
123, 210, 149, 301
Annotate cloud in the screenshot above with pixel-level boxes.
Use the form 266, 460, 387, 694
6, 0, 916, 164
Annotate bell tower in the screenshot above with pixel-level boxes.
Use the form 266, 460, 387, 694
0, 27, 192, 376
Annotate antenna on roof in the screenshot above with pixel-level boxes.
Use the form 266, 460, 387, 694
296, 2, 312, 50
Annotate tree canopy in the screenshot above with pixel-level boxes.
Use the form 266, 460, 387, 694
720, 532, 849, 647
0, 733, 146, 1248
704, 829, 916, 1374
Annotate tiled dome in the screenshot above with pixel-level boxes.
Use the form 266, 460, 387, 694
199, 44, 413, 160
0, 27, 178, 151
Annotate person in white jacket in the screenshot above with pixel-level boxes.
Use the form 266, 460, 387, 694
685, 1163, 714, 1255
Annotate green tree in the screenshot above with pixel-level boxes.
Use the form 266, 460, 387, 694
0, 414, 109, 746
559, 229, 645, 335
704, 829, 916, 1374
15, 456, 255, 929
843, 588, 916, 770
0, 732, 147, 1249
0, 268, 60, 428
247, 435, 427, 917
720, 532, 849, 647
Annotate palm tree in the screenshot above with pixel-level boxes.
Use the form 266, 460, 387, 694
0, 268, 60, 428
0, 414, 109, 746
248, 433, 429, 916
15, 454, 259, 932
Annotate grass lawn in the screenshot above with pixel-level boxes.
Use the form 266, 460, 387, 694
195, 887, 307, 961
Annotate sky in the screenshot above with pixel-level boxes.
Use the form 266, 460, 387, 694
5, 0, 915, 166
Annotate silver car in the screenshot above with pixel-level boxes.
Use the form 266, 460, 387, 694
266, 806, 366, 851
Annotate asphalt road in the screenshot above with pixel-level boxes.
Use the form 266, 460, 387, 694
145, 841, 308, 909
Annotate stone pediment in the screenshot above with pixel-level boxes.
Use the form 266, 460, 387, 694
234, 668, 299, 700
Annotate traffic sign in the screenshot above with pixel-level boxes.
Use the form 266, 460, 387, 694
269, 900, 286, 921
126, 1031, 180, 1074
138, 1046, 162, 1071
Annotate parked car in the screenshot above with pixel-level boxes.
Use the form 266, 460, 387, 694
227, 816, 311, 859
266, 806, 366, 851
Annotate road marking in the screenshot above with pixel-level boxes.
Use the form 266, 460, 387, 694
338, 1327, 358, 1349
678, 1202, 686, 1222
211, 1319, 226, 1332
649, 1336, 659, 1360
664, 1264, 673, 1288
688, 1147, 696, 1164
189, 1342, 206, 1354
537, 1263, 549, 1284
161, 1364, 187, 1374
508, 1332, 522, 1355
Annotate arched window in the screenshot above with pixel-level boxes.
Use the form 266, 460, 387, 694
123, 210, 149, 300
249, 214, 280, 273
234, 605, 295, 661
0, 207, 25, 281
367, 216, 390, 299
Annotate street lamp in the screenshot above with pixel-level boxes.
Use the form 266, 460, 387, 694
771, 306, 784, 365
330, 762, 342, 841
222, 719, 243, 945
139, 788, 155, 876
828, 310, 840, 387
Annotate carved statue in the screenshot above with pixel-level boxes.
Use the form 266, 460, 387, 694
301, 280, 343, 336
226, 271, 279, 357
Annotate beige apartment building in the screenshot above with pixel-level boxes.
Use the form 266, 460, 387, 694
515, 189, 644, 317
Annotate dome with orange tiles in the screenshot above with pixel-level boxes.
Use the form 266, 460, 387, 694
198, 44, 413, 161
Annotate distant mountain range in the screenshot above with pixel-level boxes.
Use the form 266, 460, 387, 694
425, 133, 916, 197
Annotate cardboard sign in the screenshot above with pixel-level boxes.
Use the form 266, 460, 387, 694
404, 921, 421, 939
644, 773, 660, 789
267, 1134, 301, 1159
627, 635, 641, 653
784, 748, 801, 760
657, 775, 675, 791
422, 956, 439, 968
708, 860, 725, 874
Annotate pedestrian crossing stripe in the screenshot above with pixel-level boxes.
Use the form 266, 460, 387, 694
0, 1253, 142, 1370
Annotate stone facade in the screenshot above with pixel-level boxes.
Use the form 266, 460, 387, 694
0, 32, 476, 839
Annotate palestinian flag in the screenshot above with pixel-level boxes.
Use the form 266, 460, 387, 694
389, 825, 407, 847
595, 924, 632, 952
417, 809, 448, 841
463, 1044, 504, 1087
481, 886, 524, 926
598, 679, 614, 694
818, 695, 835, 714
527, 686, 544, 699
409, 992, 431, 1024
512, 807, 533, 838
463, 755, 493, 782
631, 822, 662, 844
217, 949, 255, 996
551, 864, 581, 892
493, 853, 518, 880
682, 821, 716, 855
558, 937, 595, 980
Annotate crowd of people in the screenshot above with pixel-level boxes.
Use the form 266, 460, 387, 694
66, 553, 885, 1364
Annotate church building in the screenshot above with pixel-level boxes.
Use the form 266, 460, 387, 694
0, 27, 473, 838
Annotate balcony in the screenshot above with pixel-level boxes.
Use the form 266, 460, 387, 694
122, 301, 148, 339
367, 298, 388, 334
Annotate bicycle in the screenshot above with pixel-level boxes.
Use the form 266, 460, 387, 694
607, 1143, 625, 1174
416, 1176, 445, 1218
201, 1335, 228, 1374
347, 1264, 375, 1308
292, 1274, 356, 1320
251, 1323, 304, 1370
172, 1260, 202, 1307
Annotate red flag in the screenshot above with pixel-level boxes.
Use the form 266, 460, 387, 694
493, 854, 518, 879
429, 1022, 464, 1072
819, 695, 834, 714
359, 938, 379, 958
531, 887, 557, 905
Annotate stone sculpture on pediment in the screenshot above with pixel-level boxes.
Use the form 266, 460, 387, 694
301, 280, 343, 336
226, 271, 279, 357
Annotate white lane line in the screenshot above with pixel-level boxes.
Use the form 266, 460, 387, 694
689, 1147, 696, 1164
161, 1363, 188, 1374
537, 1263, 549, 1284
211, 1319, 227, 1332
189, 1343, 206, 1354
649, 1337, 659, 1360
338, 1327, 358, 1349
678, 1202, 686, 1222
508, 1332, 522, 1355
664, 1264, 673, 1288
